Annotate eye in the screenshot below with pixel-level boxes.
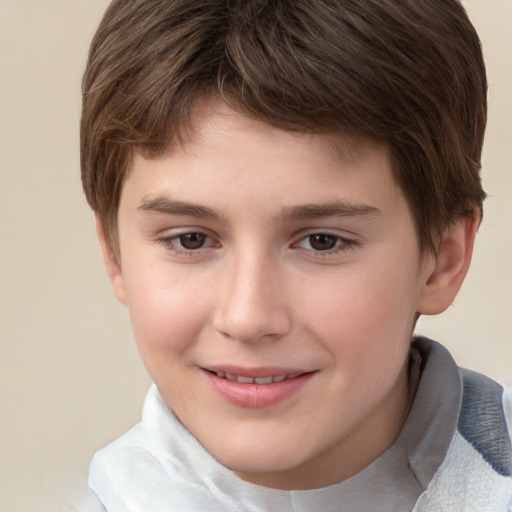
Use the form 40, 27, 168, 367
294, 232, 358, 254
307, 233, 339, 251
177, 232, 207, 250
157, 230, 219, 255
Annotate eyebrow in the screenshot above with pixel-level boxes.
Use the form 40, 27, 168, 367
274, 200, 382, 221
137, 196, 381, 222
138, 197, 222, 220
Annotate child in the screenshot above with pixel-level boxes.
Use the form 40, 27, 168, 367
80, 0, 511, 510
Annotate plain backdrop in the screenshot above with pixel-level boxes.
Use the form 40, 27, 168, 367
0, 1, 510, 510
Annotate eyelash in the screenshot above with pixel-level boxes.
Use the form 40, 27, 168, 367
156, 231, 359, 258
157, 232, 219, 257
294, 233, 359, 256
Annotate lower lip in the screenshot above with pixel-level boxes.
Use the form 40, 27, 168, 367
204, 370, 314, 408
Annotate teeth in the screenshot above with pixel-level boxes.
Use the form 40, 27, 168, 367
254, 376, 273, 384
214, 372, 301, 384
237, 376, 255, 384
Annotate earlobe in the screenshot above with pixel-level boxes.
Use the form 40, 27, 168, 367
417, 212, 479, 315
95, 215, 127, 305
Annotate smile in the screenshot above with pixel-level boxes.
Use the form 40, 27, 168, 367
213, 371, 303, 384
204, 368, 315, 408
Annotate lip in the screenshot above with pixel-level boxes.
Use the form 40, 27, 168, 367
202, 366, 315, 408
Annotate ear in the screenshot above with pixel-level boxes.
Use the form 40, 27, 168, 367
95, 215, 127, 305
417, 212, 479, 315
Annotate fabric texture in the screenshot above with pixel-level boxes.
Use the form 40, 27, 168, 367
88, 338, 512, 511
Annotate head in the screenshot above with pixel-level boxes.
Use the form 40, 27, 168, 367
81, 0, 487, 489
81, 0, 486, 261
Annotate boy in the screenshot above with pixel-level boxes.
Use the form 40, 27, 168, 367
81, 0, 511, 510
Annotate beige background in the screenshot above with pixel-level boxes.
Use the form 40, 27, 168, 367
0, 1, 510, 510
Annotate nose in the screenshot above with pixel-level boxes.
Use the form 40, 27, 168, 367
212, 251, 292, 344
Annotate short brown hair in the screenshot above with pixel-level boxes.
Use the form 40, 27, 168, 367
81, 0, 487, 258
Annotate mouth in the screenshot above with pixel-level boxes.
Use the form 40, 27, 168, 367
202, 366, 315, 408
210, 371, 304, 385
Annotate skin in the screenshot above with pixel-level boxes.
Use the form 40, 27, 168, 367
98, 99, 477, 490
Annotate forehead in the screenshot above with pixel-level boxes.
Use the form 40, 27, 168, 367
123, 100, 404, 220
182, 98, 376, 164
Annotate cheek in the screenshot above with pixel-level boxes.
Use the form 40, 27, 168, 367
122, 262, 210, 360
298, 261, 418, 370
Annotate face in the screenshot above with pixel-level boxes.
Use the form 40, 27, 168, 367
109, 101, 438, 489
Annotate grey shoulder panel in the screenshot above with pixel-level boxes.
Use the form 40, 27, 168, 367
458, 368, 512, 477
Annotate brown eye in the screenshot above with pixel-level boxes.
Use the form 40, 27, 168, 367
178, 233, 207, 250
308, 234, 338, 251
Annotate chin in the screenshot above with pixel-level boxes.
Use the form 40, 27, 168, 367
208, 435, 312, 476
